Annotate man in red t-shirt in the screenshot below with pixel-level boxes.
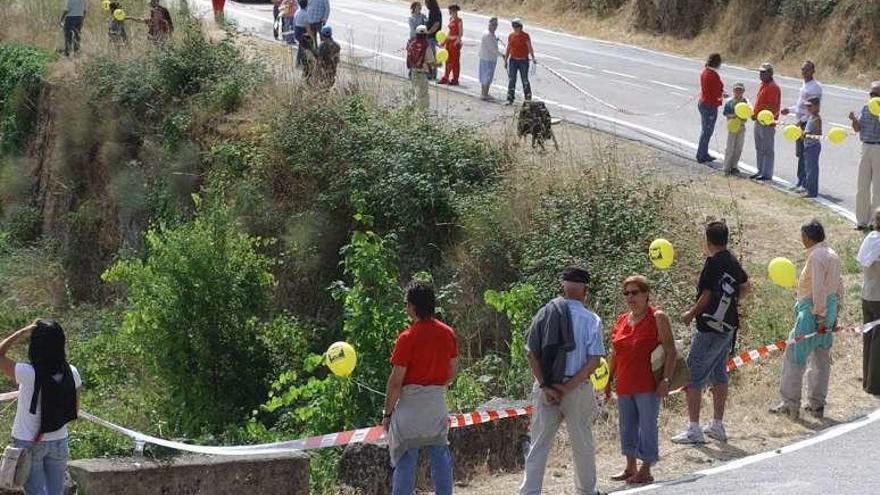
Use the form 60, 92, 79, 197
504, 18, 535, 105
751, 62, 782, 181
382, 281, 458, 495
697, 53, 725, 164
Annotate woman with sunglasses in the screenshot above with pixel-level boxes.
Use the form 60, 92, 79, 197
607, 275, 676, 485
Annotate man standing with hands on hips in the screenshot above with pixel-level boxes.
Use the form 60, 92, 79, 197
519, 267, 606, 495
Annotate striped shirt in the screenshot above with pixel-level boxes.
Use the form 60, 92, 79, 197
859, 106, 880, 143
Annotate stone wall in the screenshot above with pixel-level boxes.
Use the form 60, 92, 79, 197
68, 452, 309, 495
338, 400, 531, 495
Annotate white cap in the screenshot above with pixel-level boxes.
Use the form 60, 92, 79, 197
415, 24, 428, 34
511, 17, 523, 27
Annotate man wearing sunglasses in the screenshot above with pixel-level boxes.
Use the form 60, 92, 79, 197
781, 61, 823, 193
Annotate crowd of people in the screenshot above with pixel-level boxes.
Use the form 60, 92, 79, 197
698, 54, 880, 221
59, 0, 178, 56
380, 216, 880, 495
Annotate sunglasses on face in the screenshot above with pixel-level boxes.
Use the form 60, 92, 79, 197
622, 290, 643, 297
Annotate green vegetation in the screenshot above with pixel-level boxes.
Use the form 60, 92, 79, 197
0, 6, 832, 493
0, 42, 55, 154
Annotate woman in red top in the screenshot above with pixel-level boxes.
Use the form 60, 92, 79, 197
439, 5, 462, 85
607, 275, 676, 485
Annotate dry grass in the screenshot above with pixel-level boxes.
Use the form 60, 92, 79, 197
454, 0, 878, 87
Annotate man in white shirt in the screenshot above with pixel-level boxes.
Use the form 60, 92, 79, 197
478, 17, 500, 101
781, 61, 822, 193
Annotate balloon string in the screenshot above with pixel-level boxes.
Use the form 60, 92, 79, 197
352, 378, 386, 397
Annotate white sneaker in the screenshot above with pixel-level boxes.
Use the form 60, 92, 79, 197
793, 186, 806, 194
670, 425, 706, 444
702, 422, 728, 442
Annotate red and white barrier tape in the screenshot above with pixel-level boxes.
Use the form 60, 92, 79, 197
726, 318, 880, 372
0, 390, 531, 456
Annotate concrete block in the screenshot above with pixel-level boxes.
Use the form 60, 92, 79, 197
68, 452, 309, 495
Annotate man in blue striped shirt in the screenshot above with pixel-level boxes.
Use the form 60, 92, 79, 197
851, 81, 880, 230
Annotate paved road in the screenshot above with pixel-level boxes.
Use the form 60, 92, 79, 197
618, 409, 880, 495
190, 0, 872, 220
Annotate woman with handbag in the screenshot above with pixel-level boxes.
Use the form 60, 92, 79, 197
0, 320, 81, 495
606, 275, 677, 485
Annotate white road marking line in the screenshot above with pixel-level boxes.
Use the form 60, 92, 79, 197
611, 79, 650, 90
650, 79, 690, 92
601, 69, 637, 79
616, 407, 880, 494
557, 68, 595, 78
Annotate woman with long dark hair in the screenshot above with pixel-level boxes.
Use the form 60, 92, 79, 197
0, 320, 81, 495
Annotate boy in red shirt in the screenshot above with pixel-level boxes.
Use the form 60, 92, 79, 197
504, 18, 535, 105
382, 281, 458, 495
438, 5, 462, 86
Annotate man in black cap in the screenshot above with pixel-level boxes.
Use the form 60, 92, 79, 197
520, 267, 606, 495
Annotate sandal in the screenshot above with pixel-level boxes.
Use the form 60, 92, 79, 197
626, 474, 654, 485
610, 471, 635, 481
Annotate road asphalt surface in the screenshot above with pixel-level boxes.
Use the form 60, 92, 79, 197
617, 409, 880, 495
190, 0, 873, 222
185, 1, 880, 491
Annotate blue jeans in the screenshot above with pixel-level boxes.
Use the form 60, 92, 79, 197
392, 445, 453, 495
507, 58, 531, 103
687, 331, 734, 389
697, 102, 718, 162
13, 438, 69, 495
795, 124, 806, 186
62, 16, 83, 56
803, 143, 821, 197
617, 392, 660, 463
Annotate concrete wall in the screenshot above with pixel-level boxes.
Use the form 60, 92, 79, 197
338, 400, 531, 495
68, 452, 309, 495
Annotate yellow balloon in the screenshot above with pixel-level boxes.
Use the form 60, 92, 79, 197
325, 342, 357, 377
734, 102, 752, 120
828, 127, 848, 144
757, 109, 775, 126
783, 124, 802, 141
435, 31, 447, 45
102, 0, 111, 11
869, 97, 880, 117
435, 48, 449, 64
590, 357, 609, 391
768, 257, 797, 289
727, 118, 742, 134
649, 238, 674, 270
113, 8, 126, 21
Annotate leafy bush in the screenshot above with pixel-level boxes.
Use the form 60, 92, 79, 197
103, 199, 276, 434
268, 95, 505, 274
484, 283, 541, 398
262, 206, 409, 435
0, 42, 55, 154
2, 205, 41, 246
519, 170, 675, 324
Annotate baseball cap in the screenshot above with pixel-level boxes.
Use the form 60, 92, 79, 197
871, 80, 880, 93
415, 24, 427, 34
732, 82, 745, 90
320, 25, 332, 37
511, 17, 523, 27
758, 62, 774, 73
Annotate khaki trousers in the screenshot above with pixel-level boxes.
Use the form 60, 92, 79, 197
778, 344, 832, 409
411, 71, 429, 112
723, 126, 746, 173
856, 143, 880, 226
519, 383, 597, 495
